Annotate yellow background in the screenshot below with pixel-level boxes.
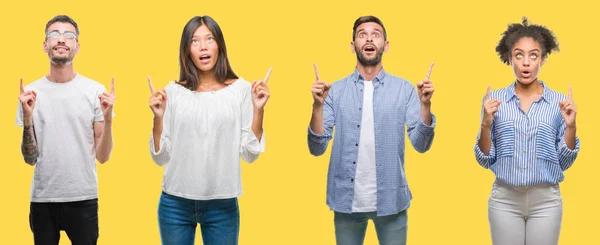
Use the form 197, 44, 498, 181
1, 0, 598, 244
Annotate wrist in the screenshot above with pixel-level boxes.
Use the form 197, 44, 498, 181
312, 102, 324, 109
23, 116, 33, 126
253, 107, 265, 114
420, 101, 431, 108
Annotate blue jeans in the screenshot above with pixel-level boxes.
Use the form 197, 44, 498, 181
158, 192, 239, 245
334, 210, 407, 245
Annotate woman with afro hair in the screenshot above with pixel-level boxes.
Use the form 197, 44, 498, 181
474, 17, 580, 245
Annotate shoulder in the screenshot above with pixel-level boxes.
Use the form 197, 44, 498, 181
330, 74, 355, 91
228, 77, 251, 94
75, 74, 107, 92
384, 73, 413, 88
23, 77, 48, 90
543, 85, 567, 101
165, 81, 191, 95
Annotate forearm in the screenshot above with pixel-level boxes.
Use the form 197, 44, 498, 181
310, 104, 324, 134
420, 103, 432, 126
152, 116, 163, 152
478, 125, 492, 155
564, 125, 576, 150
96, 120, 113, 163
252, 108, 264, 141
21, 118, 38, 165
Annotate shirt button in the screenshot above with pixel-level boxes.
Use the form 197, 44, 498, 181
359, 108, 362, 111
522, 184, 526, 187
357, 125, 360, 128
355, 144, 358, 146
524, 133, 527, 136
524, 150, 526, 153
351, 179, 354, 182
353, 161, 356, 164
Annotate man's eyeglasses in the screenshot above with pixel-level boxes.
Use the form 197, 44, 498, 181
46, 30, 78, 40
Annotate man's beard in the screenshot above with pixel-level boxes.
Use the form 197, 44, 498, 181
50, 56, 73, 65
355, 45, 383, 66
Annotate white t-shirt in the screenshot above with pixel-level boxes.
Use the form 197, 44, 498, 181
16, 74, 107, 202
352, 80, 377, 212
150, 78, 265, 200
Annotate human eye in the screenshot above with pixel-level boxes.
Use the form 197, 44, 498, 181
64, 32, 77, 39
46, 31, 60, 39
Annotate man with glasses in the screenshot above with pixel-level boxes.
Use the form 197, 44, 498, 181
308, 16, 436, 244
16, 15, 115, 245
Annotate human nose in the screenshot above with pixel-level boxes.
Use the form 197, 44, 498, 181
57, 33, 67, 42
199, 40, 207, 51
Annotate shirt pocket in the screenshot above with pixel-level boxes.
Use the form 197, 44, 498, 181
494, 120, 515, 158
536, 121, 558, 162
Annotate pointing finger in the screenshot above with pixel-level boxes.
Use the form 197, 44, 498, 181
313, 63, 320, 81
110, 77, 115, 95
148, 75, 155, 94
20, 78, 24, 94
263, 67, 272, 84
425, 62, 434, 80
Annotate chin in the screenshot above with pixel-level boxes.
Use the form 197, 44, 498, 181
517, 78, 536, 85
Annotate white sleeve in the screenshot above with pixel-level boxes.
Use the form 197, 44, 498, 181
239, 82, 264, 163
149, 86, 173, 166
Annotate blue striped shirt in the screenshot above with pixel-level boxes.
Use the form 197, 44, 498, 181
308, 68, 436, 216
474, 81, 580, 187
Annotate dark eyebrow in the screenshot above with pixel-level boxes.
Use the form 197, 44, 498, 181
513, 48, 540, 53
192, 34, 213, 38
357, 28, 382, 34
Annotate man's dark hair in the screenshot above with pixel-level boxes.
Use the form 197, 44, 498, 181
352, 15, 387, 41
45, 15, 79, 41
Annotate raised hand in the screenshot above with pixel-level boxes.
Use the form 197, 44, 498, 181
148, 75, 168, 118
482, 85, 502, 128
252, 67, 272, 110
99, 78, 116, 121
416, 62, 435, 105
311, 63, 331, 106
559, 86, 577, 127
18, 78, 37, 124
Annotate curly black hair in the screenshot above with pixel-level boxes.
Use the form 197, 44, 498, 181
495, 17, 559, 65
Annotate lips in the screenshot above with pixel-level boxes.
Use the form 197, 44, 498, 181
53, 46, 70, 51
198, 54, 212, 64
363, 45, 376, 52
521, 70, 531, 78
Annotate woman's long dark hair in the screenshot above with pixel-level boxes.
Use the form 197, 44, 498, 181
178, 16, 238, 90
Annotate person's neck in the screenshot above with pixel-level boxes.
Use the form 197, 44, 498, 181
356, 62, 382, 81
196, 72, 224, 92
515, 78, 543, 97
47, 63, 76, 83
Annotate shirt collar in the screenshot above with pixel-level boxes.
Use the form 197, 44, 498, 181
352, 67, 387, 85
504, 80, 553, 104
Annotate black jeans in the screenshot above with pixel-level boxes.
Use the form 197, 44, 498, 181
29, 198, 99, 245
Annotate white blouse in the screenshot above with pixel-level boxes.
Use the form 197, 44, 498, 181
150, 78, 265, 200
